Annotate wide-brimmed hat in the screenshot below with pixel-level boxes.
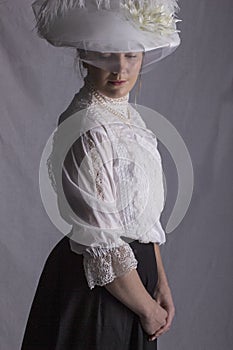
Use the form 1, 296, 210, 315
32, 0, 181, 73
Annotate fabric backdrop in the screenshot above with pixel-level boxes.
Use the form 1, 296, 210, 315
1, 1, 233, 349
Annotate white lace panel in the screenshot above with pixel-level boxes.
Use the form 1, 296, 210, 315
83, 242, 138, 290
84, 133, 105, 201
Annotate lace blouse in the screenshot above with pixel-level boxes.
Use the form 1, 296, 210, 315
49, 79, 166, 290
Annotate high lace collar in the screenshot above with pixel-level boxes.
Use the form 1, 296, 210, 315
83, 77, 129, 105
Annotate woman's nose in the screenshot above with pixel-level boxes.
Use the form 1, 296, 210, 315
111, 57, 128, 73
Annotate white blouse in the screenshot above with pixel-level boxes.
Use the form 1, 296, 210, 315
48, 79, 166, 290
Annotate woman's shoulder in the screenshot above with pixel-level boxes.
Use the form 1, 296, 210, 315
57, 93, 105, 136
58, 87, 92, 126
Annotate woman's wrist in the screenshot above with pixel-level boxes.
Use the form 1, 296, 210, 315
139, 298, 159, 320
157, 274, 169, 288
154, 243, 169, 287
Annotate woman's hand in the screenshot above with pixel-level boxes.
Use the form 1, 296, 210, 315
149, 282, 175, 341
139, 300, 168, 339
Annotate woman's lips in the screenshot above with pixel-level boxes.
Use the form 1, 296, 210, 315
108, 80, 127, 85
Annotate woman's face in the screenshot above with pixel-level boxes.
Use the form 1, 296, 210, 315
82, 51, 143, 98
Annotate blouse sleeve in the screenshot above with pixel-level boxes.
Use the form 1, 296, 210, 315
61, 124, 138, 290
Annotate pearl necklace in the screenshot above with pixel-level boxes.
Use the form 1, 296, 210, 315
85, 80, 133, 129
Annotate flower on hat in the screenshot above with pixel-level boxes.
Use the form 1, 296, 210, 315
120, 0, 180, 35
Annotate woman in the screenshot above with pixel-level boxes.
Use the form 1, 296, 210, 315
21, 1, 180, 349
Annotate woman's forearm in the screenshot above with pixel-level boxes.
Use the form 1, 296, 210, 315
103, 243, 169, 320
104, 268, 156, 318
154, 243, 169, 286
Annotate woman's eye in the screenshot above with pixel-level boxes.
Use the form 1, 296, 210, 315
99, 54, 111, 59
126, 55, 137, 58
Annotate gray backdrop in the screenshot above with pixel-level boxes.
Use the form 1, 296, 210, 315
1, 1, 233, 349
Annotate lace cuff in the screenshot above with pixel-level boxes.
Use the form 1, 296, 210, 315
83, 243, 138, 290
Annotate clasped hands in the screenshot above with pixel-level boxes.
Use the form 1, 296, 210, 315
139, 282, 175, 342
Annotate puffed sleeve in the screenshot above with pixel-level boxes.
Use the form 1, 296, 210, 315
61, 124, 138, 290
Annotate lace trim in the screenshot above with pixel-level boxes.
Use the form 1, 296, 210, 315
85, 135, 105, 201
83, 243, 138, 289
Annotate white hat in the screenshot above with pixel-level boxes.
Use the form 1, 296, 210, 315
32, 0, 181, 73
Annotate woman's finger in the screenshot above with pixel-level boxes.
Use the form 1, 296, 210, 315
148, 335, 157, 342
155, 323, 171, 337
155, 305, 175, 337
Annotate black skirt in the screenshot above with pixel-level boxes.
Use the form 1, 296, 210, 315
21, 237, 158, 350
